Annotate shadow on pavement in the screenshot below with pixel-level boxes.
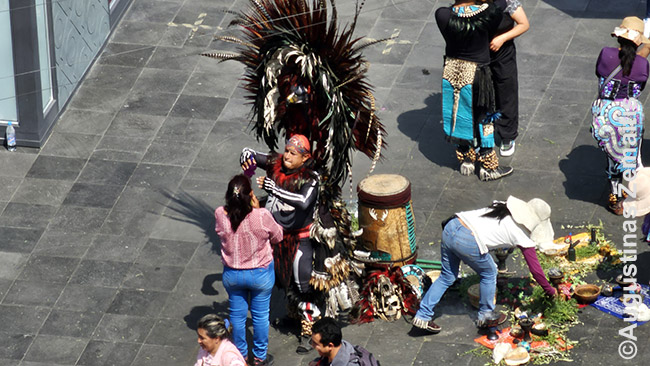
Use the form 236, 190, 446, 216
397, 93, 457, 169
559, 145, 608, 206
162, 189, 222, 253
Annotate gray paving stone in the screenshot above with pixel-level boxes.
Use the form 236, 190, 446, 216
77, 340, 141, 366
40, 310, 103, 338
0, 305, 48, 334
62, 183, 124, 209
2, 280, 64, 307
54, 109, 115, 136
49, 206, 110, 234
121, 92, 178, 117
69, 260, 132, 288
132, 68, 192, 94
10, 178, 73, 206
380, 0, 434, 21
172, 2, 225, 27
0, 203, 56, 229
98, 43, 155, 68
83, 64, 143, 91
92, 314, 155, 343
155, 117, 215, 143
40, 132, 102, 159
32, 231, 94, 258
111, 187, 170, 217
17, 255, 79, 284
146, 46, 202, 70
54, 285, 118, 313
85, 234, 147, 263
186, 242, 222, 270
184, 68, 244, 98
131, 344, 196, 366
517, 52, 562, 77
26, 156, 86, 181
99, 209, 160, 238
122, 264, 184, 291
123, 0, 182, 23
127, 164, 187, 190
158, 26, 191, 47
106, 289, 169, 317
149, 214, 211, 243
169, 95, 228, 120
23, 335, 87, 364
0, 227, 44, 253
92, 135, 151, 162
144, 317, 196, 346
111, 20, 170, 45
0, 178, 20, 203
0, 252, 27, 280
0, 152, 37, 179
0, 331, 34, 360
142, 140, 202, 166
77, 159, 138, 186
68, 86, 128, 114
136, 238, 198, 266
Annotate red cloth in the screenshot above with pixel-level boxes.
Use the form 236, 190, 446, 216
215, 207, 283, 269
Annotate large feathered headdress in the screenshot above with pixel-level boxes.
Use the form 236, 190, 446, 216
203, 0, 386, 190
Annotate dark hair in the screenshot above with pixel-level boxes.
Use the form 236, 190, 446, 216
618, 37, 637, 76
224, 174, 253, 232
481, 201, 511, 221
312, 317, 342, 347
197, 314, 231, 340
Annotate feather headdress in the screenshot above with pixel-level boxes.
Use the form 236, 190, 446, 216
203, 0, 386, 190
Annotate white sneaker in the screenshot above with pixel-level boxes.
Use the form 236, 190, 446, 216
499, 140, 515, 157
644, 18, 650, 38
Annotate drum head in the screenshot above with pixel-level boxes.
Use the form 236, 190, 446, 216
358, 174, 411, 207
358, 174, 409, 196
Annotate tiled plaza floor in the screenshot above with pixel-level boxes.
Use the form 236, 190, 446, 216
1, 0, 649, 365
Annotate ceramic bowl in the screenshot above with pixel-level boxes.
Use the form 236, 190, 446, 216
574, 284, 601, 304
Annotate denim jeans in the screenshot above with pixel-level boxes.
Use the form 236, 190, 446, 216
223, 261, 275, 360
415, 218, 497, 322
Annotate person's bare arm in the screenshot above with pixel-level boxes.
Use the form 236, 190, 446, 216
490, 6, 530, 52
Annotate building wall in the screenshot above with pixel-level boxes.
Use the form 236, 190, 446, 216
53, 0, 110, 107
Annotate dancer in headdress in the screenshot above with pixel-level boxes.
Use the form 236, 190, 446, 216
591, 17, 649, 214
436, 0, 513, 181
203, 0, 385, 353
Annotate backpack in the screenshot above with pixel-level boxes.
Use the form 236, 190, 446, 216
350, 345, 381, 366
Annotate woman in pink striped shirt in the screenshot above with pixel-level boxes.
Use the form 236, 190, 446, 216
215, 175, 283, 366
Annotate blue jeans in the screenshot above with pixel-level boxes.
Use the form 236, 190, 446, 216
415, 218, 497, 322
223, 261, 275, 360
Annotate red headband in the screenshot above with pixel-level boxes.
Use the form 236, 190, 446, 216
287, 134, 311, 155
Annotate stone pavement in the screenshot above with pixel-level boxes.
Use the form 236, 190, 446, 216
1, 0, 650, 365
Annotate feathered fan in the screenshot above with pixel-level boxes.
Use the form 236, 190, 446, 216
202, 0, 386, 190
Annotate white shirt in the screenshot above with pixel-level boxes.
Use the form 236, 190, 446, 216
456, 208, 536, 255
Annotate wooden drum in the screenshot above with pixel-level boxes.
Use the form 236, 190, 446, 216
357, 174, 417, 267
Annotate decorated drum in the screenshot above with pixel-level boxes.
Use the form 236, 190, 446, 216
357, 174, 417, 267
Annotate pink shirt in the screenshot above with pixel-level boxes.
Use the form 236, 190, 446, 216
215, 207, 283, 269
193, 339, 246, 366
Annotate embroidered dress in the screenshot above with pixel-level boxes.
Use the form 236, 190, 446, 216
591, 47, 649, 179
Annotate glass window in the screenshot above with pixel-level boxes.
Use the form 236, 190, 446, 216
36, 0, 54, 112
0, 1, 17, 121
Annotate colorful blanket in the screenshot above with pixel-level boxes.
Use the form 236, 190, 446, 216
590, 284, 650, 326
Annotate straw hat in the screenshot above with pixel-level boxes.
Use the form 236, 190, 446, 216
506, 196, 554, 246
611, 17, 650, 46
622, 168, 650, 217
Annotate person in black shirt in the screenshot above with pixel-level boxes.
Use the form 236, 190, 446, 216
436, 0, 513, 181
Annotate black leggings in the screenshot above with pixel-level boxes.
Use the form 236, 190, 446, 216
293, 237, 314, 293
